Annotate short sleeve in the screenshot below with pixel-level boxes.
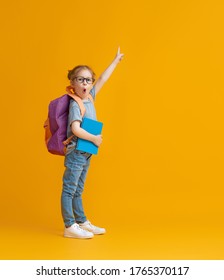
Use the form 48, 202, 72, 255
90, 86, 96, 100
68, 100, 82, 126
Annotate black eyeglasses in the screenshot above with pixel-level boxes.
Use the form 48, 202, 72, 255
74, 76, 95, 84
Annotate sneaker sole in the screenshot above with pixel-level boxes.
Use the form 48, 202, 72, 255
93, 231, 106, 235
64, 234, 93, 239
79, 227, 106, 235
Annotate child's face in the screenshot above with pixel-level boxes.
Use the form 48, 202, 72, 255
71, 69, 94, 100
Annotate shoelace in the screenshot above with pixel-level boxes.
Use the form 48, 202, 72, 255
74, 224, 88, 232
86, 221, 96, 229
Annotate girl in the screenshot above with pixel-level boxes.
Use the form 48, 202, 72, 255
62, 48, 124, 239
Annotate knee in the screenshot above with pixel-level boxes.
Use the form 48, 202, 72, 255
62, 183, 77, 197
74, 189, 83, 197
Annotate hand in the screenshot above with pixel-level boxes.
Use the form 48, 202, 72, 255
93, 135, 103, 147
115, 47, 124, 63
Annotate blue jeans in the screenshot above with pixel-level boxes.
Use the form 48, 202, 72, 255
61, 149, 92, 227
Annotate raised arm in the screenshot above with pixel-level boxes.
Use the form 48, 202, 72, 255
94, 47, 124, 94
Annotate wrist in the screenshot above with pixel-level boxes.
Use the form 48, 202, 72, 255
114, 57, 120, 64
91, 134, 97, 143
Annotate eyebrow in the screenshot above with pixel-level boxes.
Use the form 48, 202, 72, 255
76, 76, 92, 77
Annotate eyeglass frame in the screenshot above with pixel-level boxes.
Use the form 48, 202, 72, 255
73, 76, 95, 84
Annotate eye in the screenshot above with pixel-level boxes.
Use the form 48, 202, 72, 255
86, 78, 92, 83
77, 77, 84, 82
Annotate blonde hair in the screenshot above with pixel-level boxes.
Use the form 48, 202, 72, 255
67, 65, 96, 81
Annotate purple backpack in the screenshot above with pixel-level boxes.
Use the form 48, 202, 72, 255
44, 87, 93, 155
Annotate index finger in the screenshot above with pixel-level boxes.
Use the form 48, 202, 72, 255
117, 46, 120, 55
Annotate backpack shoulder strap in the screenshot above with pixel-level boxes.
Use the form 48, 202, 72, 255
66, 86, 93, 117
66, 86, 85, 117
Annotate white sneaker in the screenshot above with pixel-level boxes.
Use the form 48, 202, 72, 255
79, 220, 106, 235
64, 223, 94, 239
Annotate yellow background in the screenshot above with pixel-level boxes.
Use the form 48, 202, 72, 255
0, 0, 224, 259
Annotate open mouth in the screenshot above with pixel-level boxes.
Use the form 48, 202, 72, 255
83, 88, 86, 93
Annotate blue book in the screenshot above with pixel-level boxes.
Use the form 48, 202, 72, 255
76, 117, 103, 155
